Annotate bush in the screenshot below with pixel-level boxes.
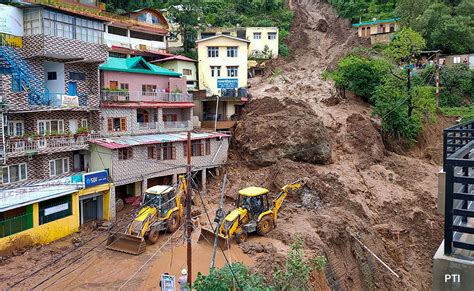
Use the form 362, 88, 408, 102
440, 64, 473, 105
194, 262, 267, 291
279, 43, 290, 57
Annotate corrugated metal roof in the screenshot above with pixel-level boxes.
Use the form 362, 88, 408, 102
0, 177, 82, 212
352, 18, 400, 27
90, 132, 230, 149
100, 57, 182, 77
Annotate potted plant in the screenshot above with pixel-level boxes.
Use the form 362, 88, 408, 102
171, 87, 182, 101
48, 130, 61, 138
74, 126, 89, 138
25, 132, 38, 142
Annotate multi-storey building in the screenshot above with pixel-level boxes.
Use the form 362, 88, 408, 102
195, 35, 250, 130
150, 55, 198, 91
91, 56, 229, 204
0, 1, 113, 251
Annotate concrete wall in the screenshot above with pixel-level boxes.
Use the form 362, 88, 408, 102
245, 27, 279, 58
433, 241, 474, 291
158, 60, 198, 82
356, 22, 400, 37
44, 61, 65, 94
102, 71, 173, 91
197, 37, 248, 95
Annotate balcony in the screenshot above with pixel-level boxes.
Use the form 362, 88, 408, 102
138, 122, 158, 130
5, 133, 101, 157
101, 91, 193, 103
163, 121, 190, 129
41, 93, 88, 107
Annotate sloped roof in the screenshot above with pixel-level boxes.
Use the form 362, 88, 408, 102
352, 18, 400, 27
151, 55, 197, 63
100, 56, 181, 77
195, 34, 251, 44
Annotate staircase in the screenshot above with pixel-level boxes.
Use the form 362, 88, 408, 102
0, 36, 48, 105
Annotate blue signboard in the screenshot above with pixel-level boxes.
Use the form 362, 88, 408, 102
217, 78, 238, 89
84, 170, 109, 188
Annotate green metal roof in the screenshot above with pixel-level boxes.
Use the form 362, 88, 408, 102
352, 18, 400, 27
100, 56, 182, 77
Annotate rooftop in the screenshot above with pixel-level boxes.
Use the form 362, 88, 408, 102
151, 55, 197, 63
195, 34, 251, 44
352, 18, 400, 27
0, 176, 82, 212
90, 131, 230, 149
100, 56, 181, 77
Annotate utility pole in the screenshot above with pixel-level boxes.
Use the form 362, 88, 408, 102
210, 174, 227, 269
407, 63, 413, 117
435, 51, 440, 108
186, 131, 192, 286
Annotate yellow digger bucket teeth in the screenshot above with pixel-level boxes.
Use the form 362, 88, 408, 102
198, 227, 230, 250
106, 233, 146, 255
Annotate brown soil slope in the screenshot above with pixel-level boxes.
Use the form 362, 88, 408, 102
207, 0, 445, 290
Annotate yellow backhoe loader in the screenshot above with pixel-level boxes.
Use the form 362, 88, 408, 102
200, 180, 304, 248
106, 176, 187, 255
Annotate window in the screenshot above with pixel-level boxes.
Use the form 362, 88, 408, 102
268, 32, 277, 40
227, 47, 238, 57
208, 46, 219, 58
182, 69, 192, 76
49, 158, 69, 177
0, 205, 33, 238
211, 66, 221, 77
2, 164, 27, 184
118, 148, 133, 160
162, 143, 175, 160
227, 66, 238, 77
130, 30, 164, 42
222, 32, 231, 36
201, 32, 216, 39
39, 195, 72, 225
109, 52, 127, 58
389, 23, 395, 32
183, 140, 204, 157
454, 56, 461, 64
70, 72, 85, 81
361, 27, 366, 37
137, 109, 150, 123
109, 81, 118, 90
107, 117, 127, 132
47, 72, 57, 80
107, 25, 128, 36
253, 32, 261, 39
81, 119, 88, 128
367, 27, 371, 35
163, 114, 178, 122
120, 83, 129, 90
205, 139, 211, 155
148, 146, 157, 159
8, 121, 24, 137
37, 120, 64, 135
142, 84, 157, 95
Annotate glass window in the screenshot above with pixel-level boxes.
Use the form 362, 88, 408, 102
268, 32, 277, 40
37, 120, 64, 135
253, 32, 261, 39
8, 121, 24, 137
227, 66, 238, 77
49, 158, 69, 177
182, 69, 192, 76
162, 143, 175, 160
227, 47, 238, 58
118, 148, 133, 160
208, 46, 219, 58
211, 66, 221, 77
2, 164, 27, 184
39, 195, 72, 225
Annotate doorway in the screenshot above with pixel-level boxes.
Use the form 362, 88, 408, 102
68, 81, 77, 96
79, 194, 103, 224
69, 119, 78, 133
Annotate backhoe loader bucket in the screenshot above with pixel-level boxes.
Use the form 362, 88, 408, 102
106, 232, 146, 255
198, 227, 230, 250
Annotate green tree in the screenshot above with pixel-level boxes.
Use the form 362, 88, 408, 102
168, 0, 203, 53
273, 236, 327, 290
194, 262, 267, 291
430, 15, 474, 54
383, 28, 426, 64
395, 0, 430, 27
439, 64, 474, 106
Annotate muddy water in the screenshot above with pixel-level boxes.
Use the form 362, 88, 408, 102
40, 230, 253, 290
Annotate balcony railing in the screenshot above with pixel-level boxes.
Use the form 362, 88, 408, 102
164, 121, 189, 129
38, 93, 88, 107
138, 122, 158, 130
101, 91, 193, 103
5, 133, 101, 154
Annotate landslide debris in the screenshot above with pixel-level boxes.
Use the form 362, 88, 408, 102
233, 97, 332, 165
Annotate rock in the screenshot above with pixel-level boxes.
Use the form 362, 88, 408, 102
240, 242, 265, 255
316, 19, 329, 32
115, 199, 125, 212
234, 97, 332, 165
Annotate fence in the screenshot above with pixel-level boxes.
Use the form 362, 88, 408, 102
6, 133, 101, 154
443, 120, 474, 256
101, 91, 193, 103
0, 211, 33, 238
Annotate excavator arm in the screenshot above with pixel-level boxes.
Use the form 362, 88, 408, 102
272, 180, 304, 222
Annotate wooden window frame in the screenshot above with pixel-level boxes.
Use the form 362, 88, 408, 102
118, 147, 133, 160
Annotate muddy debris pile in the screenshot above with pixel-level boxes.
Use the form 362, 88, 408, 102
233, 97, 332, 165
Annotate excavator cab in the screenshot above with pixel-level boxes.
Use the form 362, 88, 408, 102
143, 185, 176, 218
237, 187, 270, 220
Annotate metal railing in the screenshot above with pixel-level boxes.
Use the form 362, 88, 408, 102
443, 121, 474, 257
6, 133, 101, 154
443, 121, 474, 171
101, 91, 193, 103
0, 213, 33, 238
138, 122, 157, 130
43, 93, 88, 107
163, 121, 189, 129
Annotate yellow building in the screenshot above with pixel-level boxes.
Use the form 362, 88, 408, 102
0, 172, 112, 255
151, 55, 198, 90
198, 27, 279, 59
196, 35, 250, 129
352, 18, 400, 44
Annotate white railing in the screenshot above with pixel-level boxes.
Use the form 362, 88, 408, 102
6, 134, 101, 154
138, 122, 158, 130
101, 91, 193, 103
164, 121, 189, 129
